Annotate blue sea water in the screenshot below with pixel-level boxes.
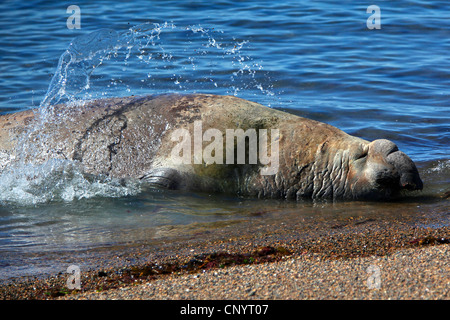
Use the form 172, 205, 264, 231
0, 0, 449, 280
0, 1, 449, 162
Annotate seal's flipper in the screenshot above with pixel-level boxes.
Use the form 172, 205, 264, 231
140, 168, 182, 189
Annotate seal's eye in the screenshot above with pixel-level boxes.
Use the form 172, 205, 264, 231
355, 153, 367, 160
355, 145, 369, 160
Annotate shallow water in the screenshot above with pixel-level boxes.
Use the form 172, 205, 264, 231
0, 0, 449, 280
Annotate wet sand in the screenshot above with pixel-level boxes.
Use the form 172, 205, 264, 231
1, 200, 449, 300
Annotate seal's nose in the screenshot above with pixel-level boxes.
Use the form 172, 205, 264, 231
369, 139, 423, 191
386, 150, 423, 191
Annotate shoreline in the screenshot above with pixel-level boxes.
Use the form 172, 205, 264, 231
63, 243, 450, 300
1, 211, 449, 300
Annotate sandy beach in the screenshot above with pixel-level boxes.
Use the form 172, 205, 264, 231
1, 206, 448, 300
62, 244, 450, 300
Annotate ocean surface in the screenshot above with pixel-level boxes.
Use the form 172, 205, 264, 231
0, 0, 449, 280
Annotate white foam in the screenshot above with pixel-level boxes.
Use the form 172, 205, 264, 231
427, 159, 450, 173
0, 159, 141, 206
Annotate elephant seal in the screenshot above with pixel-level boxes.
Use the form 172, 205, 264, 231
0, 94, 422, 200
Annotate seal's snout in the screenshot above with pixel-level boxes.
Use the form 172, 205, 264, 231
386, 150, 423, 191
369, 139, 423, 192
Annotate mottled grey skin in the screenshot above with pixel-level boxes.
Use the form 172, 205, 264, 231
0, 94, 423, 200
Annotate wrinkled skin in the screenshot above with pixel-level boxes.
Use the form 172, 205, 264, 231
0, 94, 422, 200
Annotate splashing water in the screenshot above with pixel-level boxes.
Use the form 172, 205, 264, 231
2, 22, 277, 205
0, 159, 141, 206
39, 28, 122, 112
40, 22, 277, 115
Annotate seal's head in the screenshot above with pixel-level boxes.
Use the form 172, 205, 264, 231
348, 139, 423, 199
